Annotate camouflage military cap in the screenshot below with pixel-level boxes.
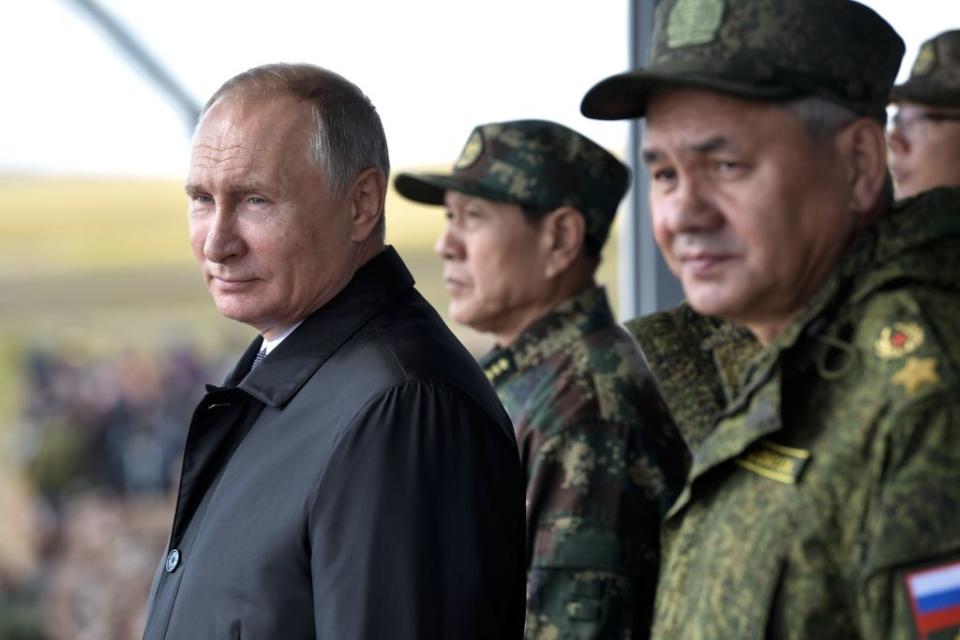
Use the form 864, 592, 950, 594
581, 0, 904, 122
394, 120, 630, 248
891, 31, 960, 107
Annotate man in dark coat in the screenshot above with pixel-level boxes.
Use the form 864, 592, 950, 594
141, 63, 526, 640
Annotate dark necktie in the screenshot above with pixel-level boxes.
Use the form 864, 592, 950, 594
250, 348, 267, 371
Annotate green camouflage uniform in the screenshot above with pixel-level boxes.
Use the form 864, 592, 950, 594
396, 121, 690, 639
581, 0, 960, 637
629, 188, 960, 639
480, 285, 688, 640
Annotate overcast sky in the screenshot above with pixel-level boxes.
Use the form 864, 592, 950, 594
3, 1, 957, 178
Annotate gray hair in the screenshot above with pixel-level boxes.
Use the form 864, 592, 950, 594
783, 95, 859, 139
201, 63, 390, 196
784, 95, 895, 209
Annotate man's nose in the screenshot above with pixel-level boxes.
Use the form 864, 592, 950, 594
203, 208, 244, 263
434, 223, 465, 261
658, 174, 723, 234
886, 126, 910, 155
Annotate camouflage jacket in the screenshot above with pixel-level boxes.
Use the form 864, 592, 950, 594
629, 187, 960, 639
481, 286, 689, 640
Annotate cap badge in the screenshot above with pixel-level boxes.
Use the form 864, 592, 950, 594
912, 42, 937, 77
666, 0, 724, 49
455, 131, 484, 170
874, 322, 925, 359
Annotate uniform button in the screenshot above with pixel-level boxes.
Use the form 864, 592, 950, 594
165, 548, 181, 573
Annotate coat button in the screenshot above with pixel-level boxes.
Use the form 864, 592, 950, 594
165, 548, 181, 573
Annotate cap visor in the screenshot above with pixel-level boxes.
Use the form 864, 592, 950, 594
581, 69, 800, 120
395, 173, 531, 208
393, 173, 457, 206
891, 81, 960, 107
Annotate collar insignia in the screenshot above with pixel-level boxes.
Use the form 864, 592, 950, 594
482, 351, 516, 386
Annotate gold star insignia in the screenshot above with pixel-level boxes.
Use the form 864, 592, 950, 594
891, 356, 940, 398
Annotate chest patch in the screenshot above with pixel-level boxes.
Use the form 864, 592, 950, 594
874, 321, 925, 359
905, 561, 960, 639
733, 439, 811, 485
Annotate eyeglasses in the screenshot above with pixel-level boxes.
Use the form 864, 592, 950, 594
889, 108, 960, 138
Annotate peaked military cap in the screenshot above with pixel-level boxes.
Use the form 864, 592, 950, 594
394, 119, 630, 249
892, 30, 960, 107
581, 0, 904, 122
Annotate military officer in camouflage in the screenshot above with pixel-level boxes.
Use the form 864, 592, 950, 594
582, 0, 960, 638
394, 120, 689, 639
888, 30, 960, 198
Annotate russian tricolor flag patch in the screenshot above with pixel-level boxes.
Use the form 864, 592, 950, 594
906, 561, 960, 639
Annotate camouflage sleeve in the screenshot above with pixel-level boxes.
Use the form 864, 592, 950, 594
521, 415, 682, 640
855, 396, 960, 639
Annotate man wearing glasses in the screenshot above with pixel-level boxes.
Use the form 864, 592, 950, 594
888, 30, 960, 198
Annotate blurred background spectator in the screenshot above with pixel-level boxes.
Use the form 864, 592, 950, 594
3, 345, 224, 640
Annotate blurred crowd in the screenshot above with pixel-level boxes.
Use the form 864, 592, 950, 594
0, 344, 228, 640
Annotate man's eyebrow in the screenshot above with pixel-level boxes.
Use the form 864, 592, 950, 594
641, 148, 662, 164
686, 135, 732, 154
641, 136, 733, 164
184, 180, 274, 196
229, 180, 271, 195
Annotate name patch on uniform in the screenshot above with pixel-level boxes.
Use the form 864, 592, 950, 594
906, 561, 960, 639
734, 439, 811, 485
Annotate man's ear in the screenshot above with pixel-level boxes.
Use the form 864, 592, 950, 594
541, 206, 586, 279
346, 167, 386, 242
837, 119, 888, 217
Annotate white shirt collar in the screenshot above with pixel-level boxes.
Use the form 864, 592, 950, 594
261, 320, 304, 355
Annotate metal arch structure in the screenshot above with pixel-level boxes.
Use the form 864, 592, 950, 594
619, 0, 684, 320
63, 0, 201, 133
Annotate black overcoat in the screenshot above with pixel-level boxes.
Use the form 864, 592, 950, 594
142, 247, 526, 639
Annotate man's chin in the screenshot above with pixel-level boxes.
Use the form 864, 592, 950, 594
449, 304, 487, 333
448, 305, 473, 329
683, 287, 739, 320
212, 298, 260, 326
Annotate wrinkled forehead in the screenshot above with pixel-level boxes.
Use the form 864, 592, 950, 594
192, 94, 314, 153
643, 87, 798, 154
